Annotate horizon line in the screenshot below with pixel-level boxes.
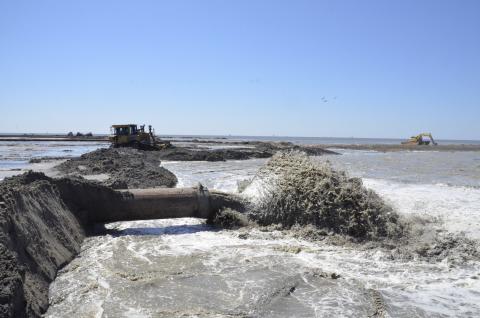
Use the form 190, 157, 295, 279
0, 132, 479, 142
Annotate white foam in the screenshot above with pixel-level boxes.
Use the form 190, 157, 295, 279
162, 159, 266, 193
363, 179, 480, 239
45, 155, 480, 317
45, 216, 480, 317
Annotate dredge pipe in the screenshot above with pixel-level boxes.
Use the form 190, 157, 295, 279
87, 185, 245, 223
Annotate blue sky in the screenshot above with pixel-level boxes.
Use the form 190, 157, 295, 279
1, 0, 479, 139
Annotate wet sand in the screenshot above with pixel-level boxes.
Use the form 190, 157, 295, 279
3, 134, 479, 152
0, 134, 108, 142
163, 138, 480, 152
318, 143, 480, 152
0, 159, 65, 180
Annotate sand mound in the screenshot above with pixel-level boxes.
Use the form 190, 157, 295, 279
0, 171, 134, 317
245, 152, 406, 240
56, 148, 177, 189
241, 152, 480, 262
0, 170, 250, 317
0, 172, 85, 317
156, 141, 337, 162
209, 208, 251, 229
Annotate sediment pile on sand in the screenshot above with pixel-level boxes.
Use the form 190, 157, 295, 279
156, 141, 337, 161
56, 148, 177, 189
0, 171, 136, 317
244, 152, 406, 241
0, 170, 250, 317
209, 208, 251, 229
237, 152, 480, 262
0, 172, 86, 317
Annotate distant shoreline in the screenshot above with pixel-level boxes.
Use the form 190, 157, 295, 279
1, 134, 480, 151
318, 144, 480, 152
0, 134, 109, 142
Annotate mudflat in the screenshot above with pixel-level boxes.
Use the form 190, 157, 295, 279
317, 143, 480, 152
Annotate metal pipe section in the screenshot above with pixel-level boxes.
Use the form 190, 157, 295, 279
122, 186, 211, 220
89, 185, 212, 223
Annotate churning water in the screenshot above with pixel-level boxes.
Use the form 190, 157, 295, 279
1, 140, 477, 317
40, 148, 480, 317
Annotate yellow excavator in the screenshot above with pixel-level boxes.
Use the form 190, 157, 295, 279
109, 124, 171, 150
402, 133, 438, 146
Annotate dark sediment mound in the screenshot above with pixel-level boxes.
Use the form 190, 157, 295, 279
0, 171, 248, 317
156, 141, 337, 161
209, 208, 251, 229
0, 172, 87, 317
0, 172, 131, 317
28, 156, 71, 164
252, 141, 337, 156
244, 152, 406, 241
54, 142, 334, 178
157, 147, 267, 161
56, 148, 177, 189
237, 152, 480, 262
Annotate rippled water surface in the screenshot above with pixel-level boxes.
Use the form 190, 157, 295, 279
0, 141, 108, 180
321, 149, 480, 187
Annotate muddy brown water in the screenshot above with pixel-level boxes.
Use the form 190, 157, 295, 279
45, 219, 381, 318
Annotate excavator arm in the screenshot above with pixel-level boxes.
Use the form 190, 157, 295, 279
426, 133, 438, 145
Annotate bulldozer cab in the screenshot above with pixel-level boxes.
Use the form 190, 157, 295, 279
109, 123, 171, 150
111, 124, 137, 136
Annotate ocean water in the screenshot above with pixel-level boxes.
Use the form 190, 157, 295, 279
161, 151, 480, 241
0, 141, 109, 180
1, 139, 479, 317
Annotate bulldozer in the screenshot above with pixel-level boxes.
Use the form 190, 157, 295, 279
401, 133, 438, 146
109, 124, 171, 150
